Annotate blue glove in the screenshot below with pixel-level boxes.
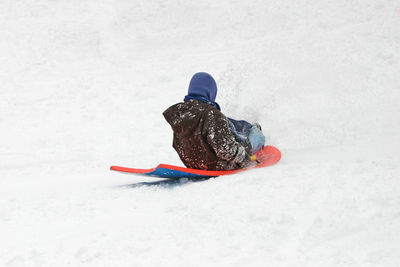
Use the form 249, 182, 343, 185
249, 126, 265, 154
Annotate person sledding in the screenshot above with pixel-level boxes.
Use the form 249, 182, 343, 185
163, 72, 265, 171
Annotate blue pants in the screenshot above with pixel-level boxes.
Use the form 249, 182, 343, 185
227, 118, 265, 154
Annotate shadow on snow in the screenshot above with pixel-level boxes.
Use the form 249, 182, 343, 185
114, 177, 212, 189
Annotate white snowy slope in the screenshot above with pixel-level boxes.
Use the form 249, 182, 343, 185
1, 0, 400, 266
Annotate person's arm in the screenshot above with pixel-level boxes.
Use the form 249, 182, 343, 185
204, 109, 251, 168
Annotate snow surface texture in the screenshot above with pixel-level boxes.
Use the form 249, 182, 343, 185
1, 0, 400, 266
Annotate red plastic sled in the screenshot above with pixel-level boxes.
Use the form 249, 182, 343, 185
110, 145, 281, 179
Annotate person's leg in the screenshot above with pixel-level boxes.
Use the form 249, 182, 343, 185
227, 118, 253, 142
248, 126, 265, 154
227, 118, 265, 154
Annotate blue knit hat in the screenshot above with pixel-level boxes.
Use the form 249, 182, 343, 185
184, 72, 220, 110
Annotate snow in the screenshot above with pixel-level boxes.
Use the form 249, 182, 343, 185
1, 0, 400, 266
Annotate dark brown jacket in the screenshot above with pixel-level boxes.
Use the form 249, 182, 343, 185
163, 99, 252, 170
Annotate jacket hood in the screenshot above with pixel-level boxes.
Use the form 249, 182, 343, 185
163, 100, 209, 135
